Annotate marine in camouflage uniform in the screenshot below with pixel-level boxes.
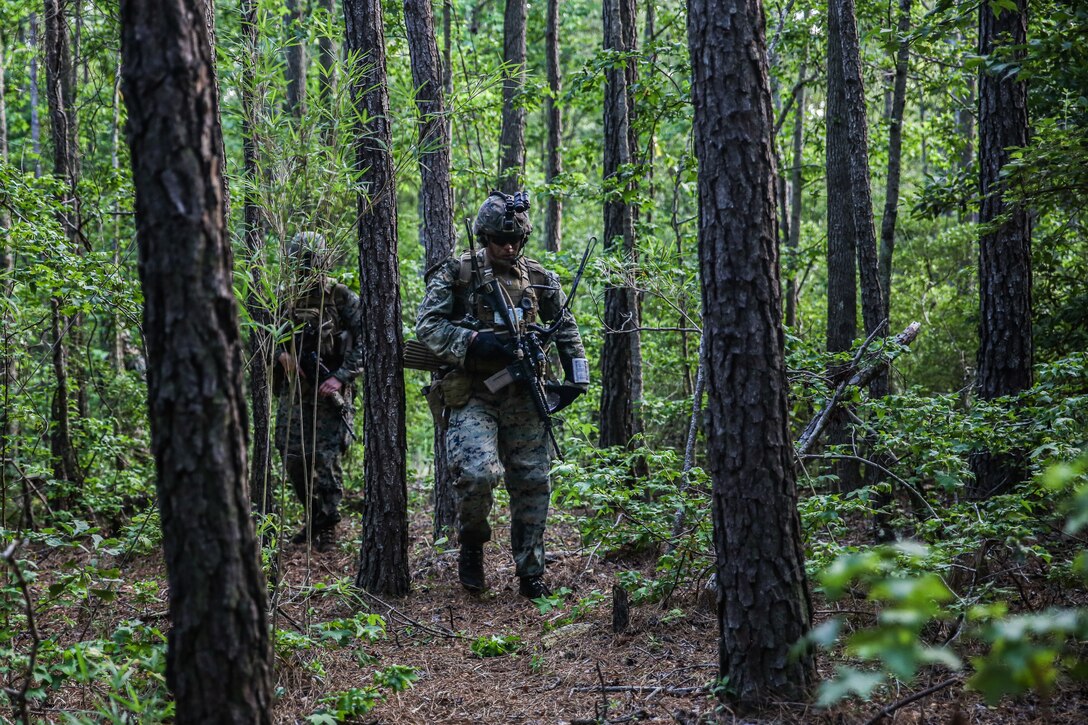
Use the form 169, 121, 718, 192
275, 233, 364, 552
416, 191, 589, 597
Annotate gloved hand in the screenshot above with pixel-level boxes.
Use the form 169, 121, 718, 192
467, 331, 514, 364
545, 381, 586, 413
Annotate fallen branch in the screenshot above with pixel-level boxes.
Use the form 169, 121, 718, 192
570, 684, 707, 695
796, 321, 921, 456
862, 676, 961, 725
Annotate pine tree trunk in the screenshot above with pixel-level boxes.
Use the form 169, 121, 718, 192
318, 0, 337, 107
971, 0, 1032, 498
344, 0, 410, 596
825, 3, 856, 359
241, 0, 275, 516
824, 0, 860, 492
878, 0, 912, 317
119, 0, 274, 718
543, 0, 562, 253
497, 0, 526, 192
833, 0, 883, 342
30, 14, 42, 177
785, 58, 806, 329
285, 0, 305, 117
688, 0, 815, 702
598, 0, 643, 452
44, 0, 83, 489
403, 0, 457, 544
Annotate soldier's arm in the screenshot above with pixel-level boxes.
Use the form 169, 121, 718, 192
416, 259, 474, 367
538, 271, 589, 387
333, 284, 364, 384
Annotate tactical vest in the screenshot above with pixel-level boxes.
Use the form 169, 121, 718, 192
291, 279, 348, 366
453, 250, 551, 333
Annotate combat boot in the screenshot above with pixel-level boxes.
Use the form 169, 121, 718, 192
518, 575, 550, 599
315, 526, 337, 553
458, 545, 485, 593
289, 525, 311, 545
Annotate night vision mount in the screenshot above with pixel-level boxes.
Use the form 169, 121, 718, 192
502, 190, 530, 232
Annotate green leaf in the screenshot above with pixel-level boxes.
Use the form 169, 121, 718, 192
817, 666, 885, 706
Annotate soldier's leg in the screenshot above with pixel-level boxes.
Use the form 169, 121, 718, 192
498, 392, 552, 578
446, 396, 502, 546
276, 399, 313, 513
310, 402, 351, 532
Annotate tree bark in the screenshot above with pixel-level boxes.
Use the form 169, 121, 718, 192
971, 0, 1032, 498
119, 0, 274, 719
44, 0, 83, 488
543, 0, 563, 253
403, 0, 457, 543
824, 0, 859, 492
825, 2, 856, 359
878, 0, 911, 322
241, 0, 275, 516
497, 0, 526, 192
687, 0, 814, 703
344, 0, 410, 596
598, 0, 643, 452
285, 0, 306, 117
785, 58, 806, 329
318, 0, 337, 108
30, 14, 42, 177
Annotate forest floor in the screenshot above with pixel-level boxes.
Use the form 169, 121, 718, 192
261, 492, 1086, 725
20, 485, 1088, 724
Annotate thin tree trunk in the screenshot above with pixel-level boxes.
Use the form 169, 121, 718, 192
30, 14, 42, 177
833, 0, 890, 527
543, 0, 562, 253
120, 0, 275, 714
317, 0, 337, 108
110, 55, 125, 373
241, 0, 275, 516
599, 0, 643, 452
824, 0, 860, 492
825, 3, 856, 359
44, 0, 83, 489
971, 0, 1032, 498
688, 0, 815, 702
344, 0, 410, 596
785, 58, 806, 329
833, 0, 884, 342
878, 0, 911, 322
1, 35, 13, 531
403, 0, 457, 543
285, 0, 305, 117
497, 0, 526, 192
0, 35, 8, 165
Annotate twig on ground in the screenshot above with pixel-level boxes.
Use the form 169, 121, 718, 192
572, 684, 708, 695
595, 661, 609, 722
352, 586, 464, 639
862, 676, 961, 725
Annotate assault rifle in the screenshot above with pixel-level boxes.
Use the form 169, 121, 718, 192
465, 220, 596, 459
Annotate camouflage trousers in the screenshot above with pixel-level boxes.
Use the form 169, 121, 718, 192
275, 386, 353, 532
446, 385, 552, 577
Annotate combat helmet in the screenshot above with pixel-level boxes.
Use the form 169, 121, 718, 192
287, 231, 329, 273
473, 190, 532, 246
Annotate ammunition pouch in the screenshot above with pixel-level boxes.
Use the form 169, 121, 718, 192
434, 369, 472, 409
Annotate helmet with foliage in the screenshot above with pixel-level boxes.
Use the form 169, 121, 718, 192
473, 190, 532, 245
287, 231, 329, 272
